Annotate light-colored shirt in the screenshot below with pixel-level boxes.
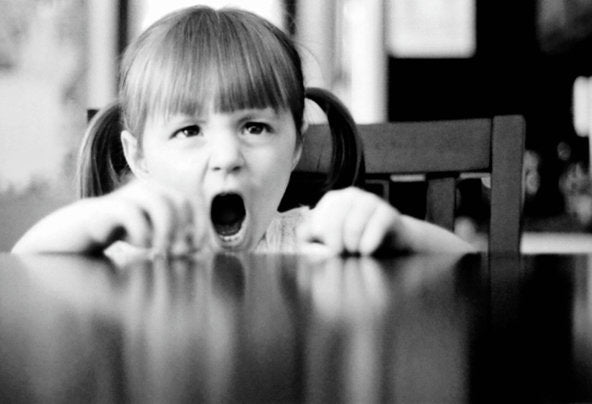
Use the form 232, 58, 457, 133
254, 206, 310, 253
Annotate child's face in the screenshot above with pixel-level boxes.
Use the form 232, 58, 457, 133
123, 104, 301, 252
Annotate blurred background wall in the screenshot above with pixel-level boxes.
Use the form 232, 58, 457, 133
0, 0, 87, 250
1, 0, 592, 251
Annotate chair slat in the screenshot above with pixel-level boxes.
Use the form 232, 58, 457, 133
360, 120, 492, 174
299, 119, 492, 174
426, 177, 457, 231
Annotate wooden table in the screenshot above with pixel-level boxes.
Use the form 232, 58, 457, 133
0, 252, 591, 402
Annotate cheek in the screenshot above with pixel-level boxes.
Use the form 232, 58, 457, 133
255, 143, 298, 196
144, 150, 208, 192
261, 141, 297, 174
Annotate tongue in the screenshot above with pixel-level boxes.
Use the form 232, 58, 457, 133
211, 194, 245, 237
216, 222, 242, 237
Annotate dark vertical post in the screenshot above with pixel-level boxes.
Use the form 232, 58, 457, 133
490, 115, 526, 253
284, 0, 298, 36
118, 0, 129, 57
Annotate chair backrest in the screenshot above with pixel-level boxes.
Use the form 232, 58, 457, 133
295, 115, 525, 254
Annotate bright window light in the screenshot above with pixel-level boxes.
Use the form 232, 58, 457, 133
573, 76, 591, 138
387, 0, 476, 58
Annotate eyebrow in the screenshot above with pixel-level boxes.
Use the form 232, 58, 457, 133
164, 107, 283, 125
232, 108, 281, 120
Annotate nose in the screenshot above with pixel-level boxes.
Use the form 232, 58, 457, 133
209, 134, 245, 173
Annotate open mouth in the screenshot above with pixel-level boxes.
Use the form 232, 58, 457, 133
210, 193, 247, 244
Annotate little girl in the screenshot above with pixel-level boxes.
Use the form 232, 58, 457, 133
12, 6, 471, 257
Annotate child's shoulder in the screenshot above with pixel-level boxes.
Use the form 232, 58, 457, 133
271, 205, 311, 240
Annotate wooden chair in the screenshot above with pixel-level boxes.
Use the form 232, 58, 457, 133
292, 116, 525, 254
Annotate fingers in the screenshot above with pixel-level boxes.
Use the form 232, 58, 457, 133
342, 193, 380, 253
300, 188, 401, 255
98, 180, 202, 255
108, 199, 152, 248
127, 183, 193, 251
358, 203, 400, 255
305, 190, 354, 253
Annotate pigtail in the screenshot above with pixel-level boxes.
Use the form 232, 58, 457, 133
77, 101, 130, 198
305, 87, 365, 190
280, 88, 365, 210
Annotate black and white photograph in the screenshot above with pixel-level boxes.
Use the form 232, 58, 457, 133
1, 0, 591, 401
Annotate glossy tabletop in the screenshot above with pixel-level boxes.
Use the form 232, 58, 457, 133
1, 252, 591, 402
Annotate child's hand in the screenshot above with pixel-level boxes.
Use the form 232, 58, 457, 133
12, 180, 205, 255
299, 187, 406, 255
87, 180, 204, 255
299, 187, 473, 255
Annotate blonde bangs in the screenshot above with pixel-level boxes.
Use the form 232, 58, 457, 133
121, 7, 304, 136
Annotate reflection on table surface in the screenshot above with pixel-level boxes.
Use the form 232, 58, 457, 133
0, 252, 591, 402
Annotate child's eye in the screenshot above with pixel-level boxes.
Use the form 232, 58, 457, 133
243, 122, 271, 135
173, 125, 202, 139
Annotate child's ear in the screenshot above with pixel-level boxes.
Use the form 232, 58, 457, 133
291, 139, 304, 171
121, 130, 148, 178
291, 122, 308, 170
